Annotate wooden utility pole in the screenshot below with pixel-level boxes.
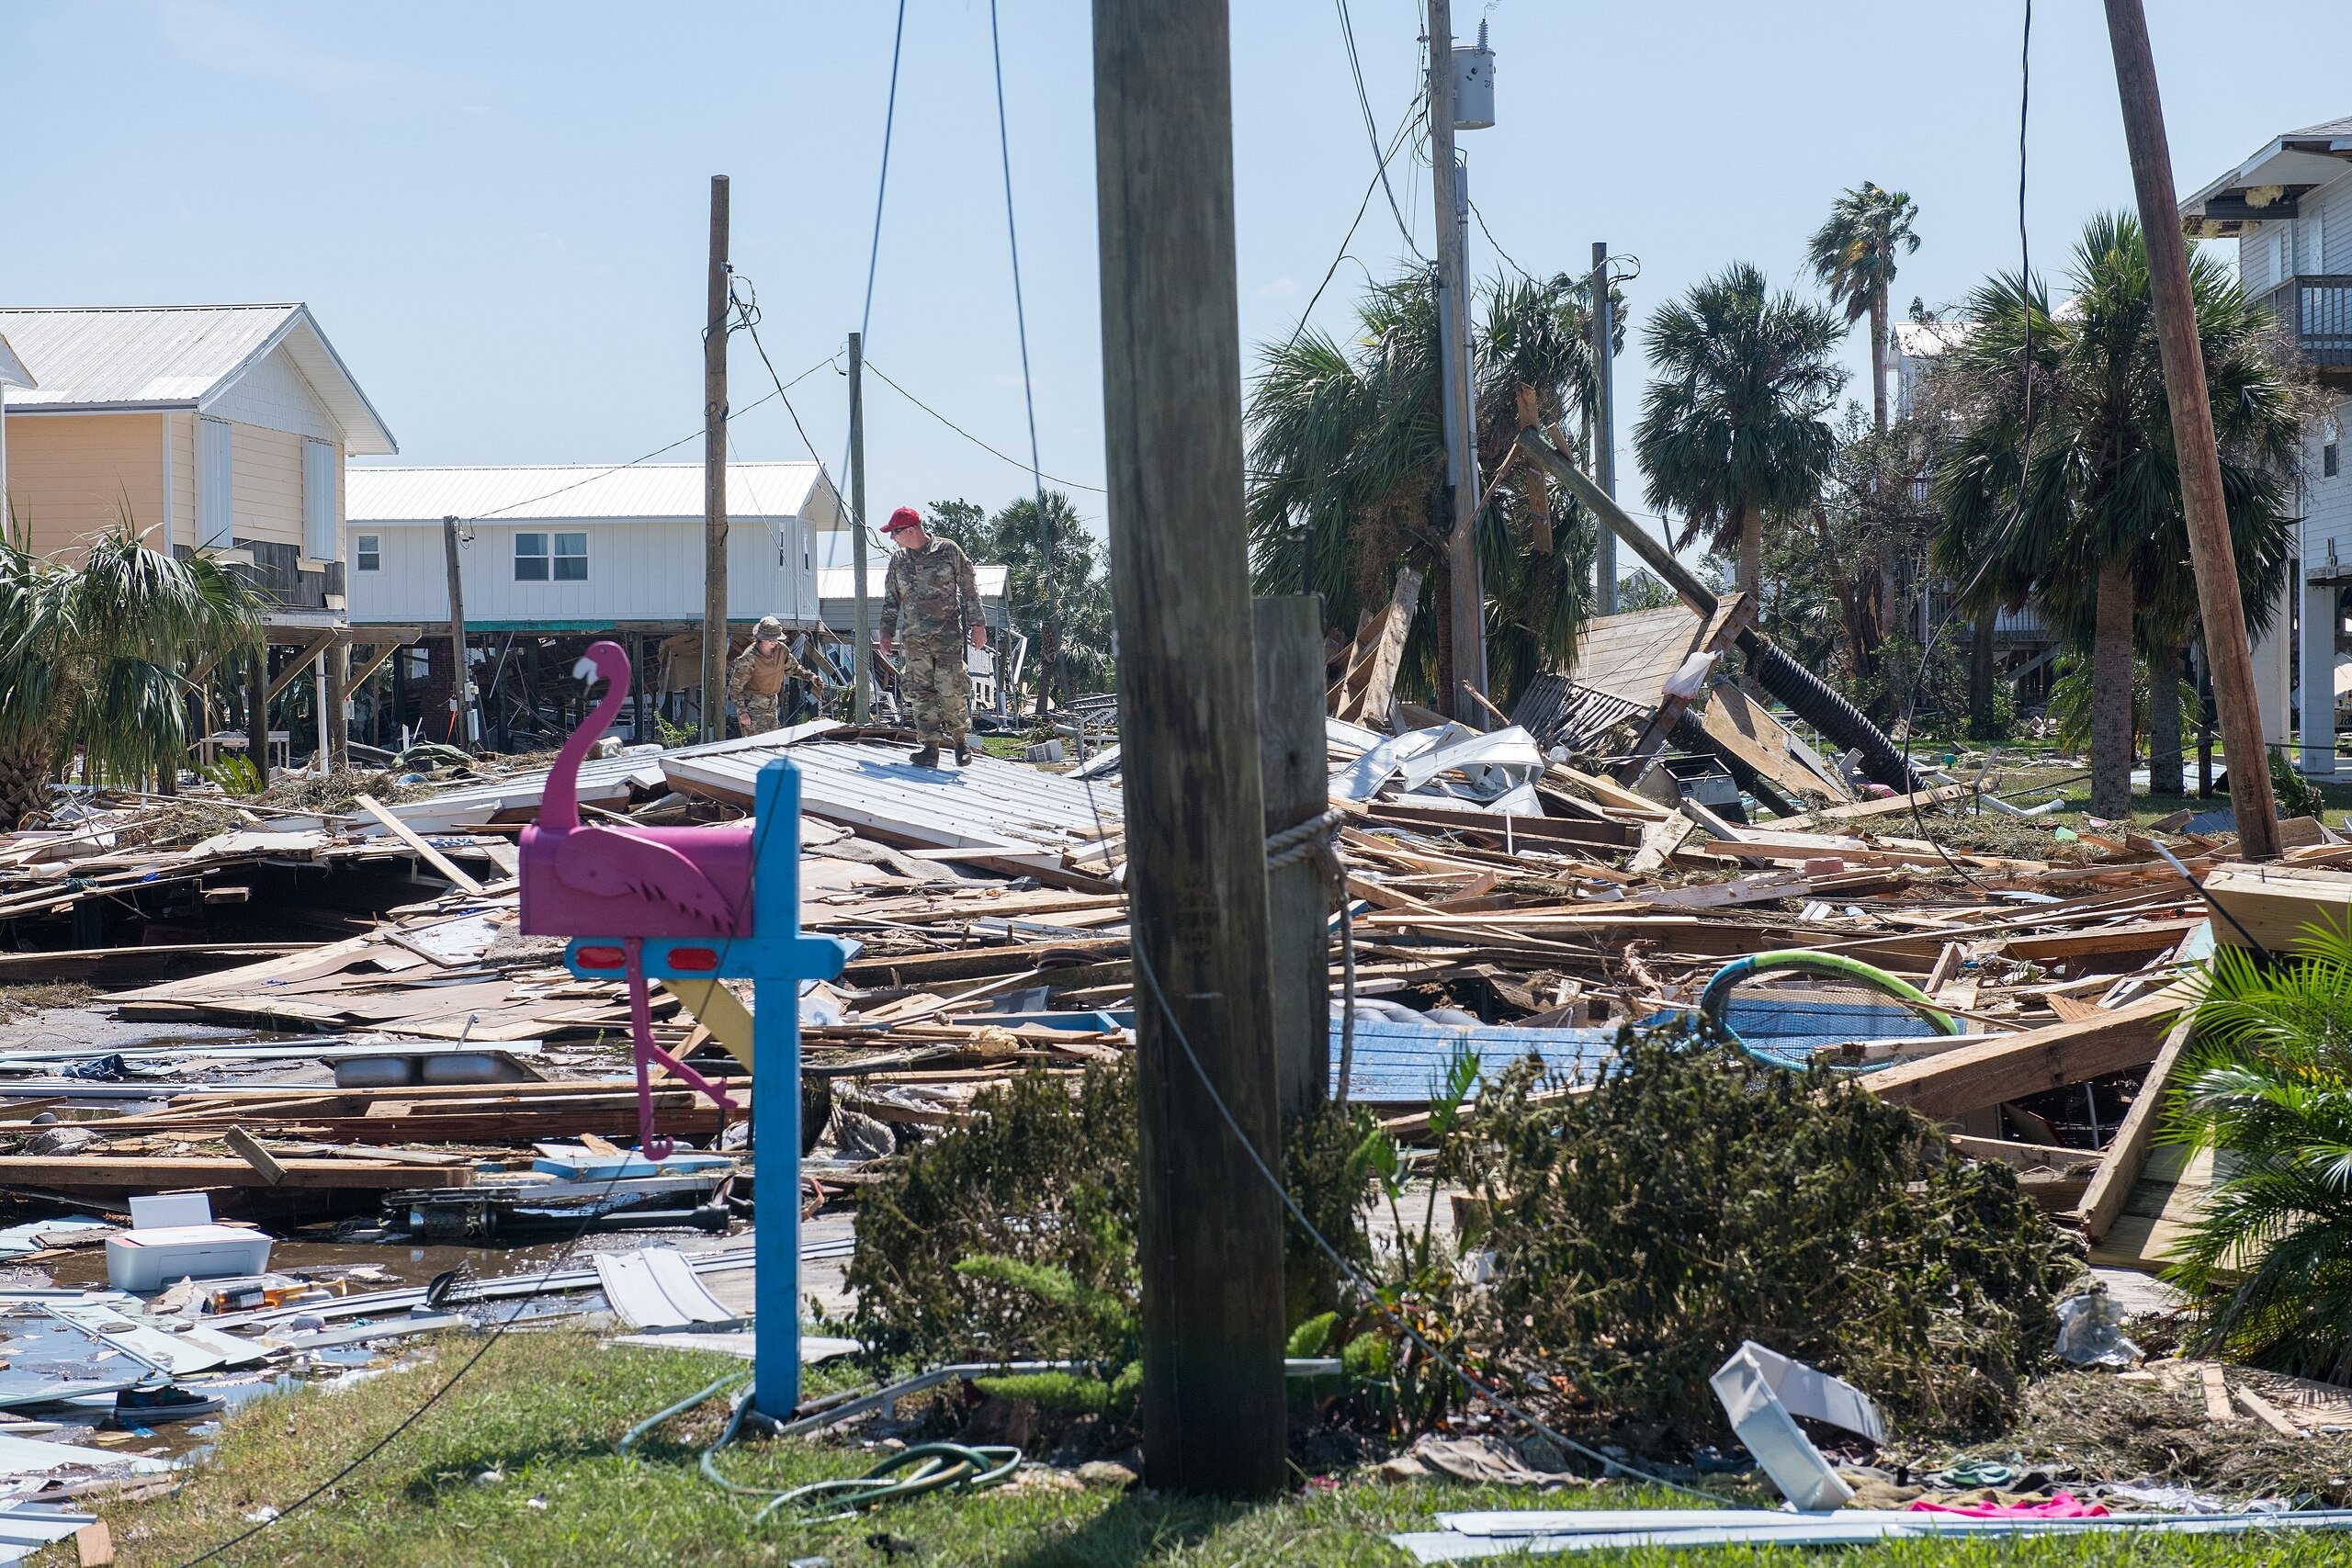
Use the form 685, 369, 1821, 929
1092, 0, 1287, 1496
1255, 595, 1329, 1118
1428, 0, 1486, 724
702, 174, 731, 744
2102, 0, 2281, 860
1589, 240, 1618, 615
440, 515, 474, 749
848, 331, 874, 722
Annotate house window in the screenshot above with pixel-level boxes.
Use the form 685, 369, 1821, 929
2328, 443, 2342, 479
355, 534, 381, 572
553, 531, 588, 581
514, 533, 549, 581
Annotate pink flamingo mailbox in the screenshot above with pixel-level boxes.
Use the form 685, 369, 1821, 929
520, 640, 847, 1417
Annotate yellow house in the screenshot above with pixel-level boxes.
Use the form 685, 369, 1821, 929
0, 304, 409, 769
0, 303, 397, 604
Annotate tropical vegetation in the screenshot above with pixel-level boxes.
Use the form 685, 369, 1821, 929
1634, 262, 1845, 595
0, 518, 262, 827
1244, 268, 1613, 710
1807, 182, 1921, 434
924, 491, 1114, 716
1926, 213, 2300, 817
2166, 922, 2352, 1381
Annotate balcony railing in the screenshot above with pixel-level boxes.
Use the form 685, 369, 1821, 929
2263, 275, 2352, 371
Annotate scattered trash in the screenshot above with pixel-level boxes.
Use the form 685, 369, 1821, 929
2054, 1287, 2143, 1369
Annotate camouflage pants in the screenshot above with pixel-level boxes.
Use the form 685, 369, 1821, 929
900, 637, 971, 749
738, 694, 780, 735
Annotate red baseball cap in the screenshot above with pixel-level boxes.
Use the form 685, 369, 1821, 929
882, 506, 923, 534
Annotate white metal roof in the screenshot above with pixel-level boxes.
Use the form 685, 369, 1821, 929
347, 462, 846, 530
0, 333, 33, 390
0, 304, 395, 453
817, 563, 1008, 601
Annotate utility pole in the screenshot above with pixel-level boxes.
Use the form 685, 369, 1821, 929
440, 515, 475, 749
1092, 0, 1286, 1497
1589, 241, 1618, 615
702, 174, 731, 745
848, 331, 874, 722
1428, 0, 1485, 724
2101, 0, 2282, 860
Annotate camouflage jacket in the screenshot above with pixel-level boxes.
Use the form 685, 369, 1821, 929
879, 537, 982, 645
729, 639, 811, 701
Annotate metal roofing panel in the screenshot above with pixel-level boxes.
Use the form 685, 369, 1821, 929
661, 730, 1120, 870
0, 304, 294, 408
348, 462, 831, 525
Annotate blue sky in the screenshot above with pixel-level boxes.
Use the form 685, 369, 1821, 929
6, 1, 2346, 566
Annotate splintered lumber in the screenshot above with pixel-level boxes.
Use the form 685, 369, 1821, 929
0, 1156, 473, 1190
1361, 801, 1640, 852
356, 794, 487, 896
1777, 781, 1985, 831
1864, 995, 2178, 1119
2076, 1013, 2198, 1244
2235, 1384, 2303, 1438
1329, 566, 1421, 727
2203, 863, 2352, 956
1697, 685, 1828, 808
2201, 1366, 2238, 1424
0, 942, 319, 986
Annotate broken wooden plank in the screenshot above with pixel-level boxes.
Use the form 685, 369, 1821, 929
2201, 1365, 2238, 1424
1778, 781, 1986, 831
0, 1156, 475, 1190
355, 794, 487, 897
2076, 1013, 2199, 1245
2236, 1383, 2302, 1438
1865, 996, 2179, 1120
2203, 863, 2352, 956
221, 1125, 287, 1187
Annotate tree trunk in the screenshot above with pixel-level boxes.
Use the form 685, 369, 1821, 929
2088, 559, 2136, 819
2147, 638, 2184, 798
1968, 610, 1998, 739
1870, 286, 1891, 434
1735, 502, 1760, 596
0, 744, 49, 831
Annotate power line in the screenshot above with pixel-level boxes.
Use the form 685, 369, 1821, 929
861, 359, 1104, 495
447, 352, 832, 526
832, 0, 912, 541
1334, 0, 1427, 261
1469, 197, 1537, 283
1278, 92, 1424, 355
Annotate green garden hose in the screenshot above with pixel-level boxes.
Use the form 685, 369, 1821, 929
1697, 949, 1962, 1072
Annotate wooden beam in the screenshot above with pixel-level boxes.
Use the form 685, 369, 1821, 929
1778, 780, 1987, 831
222, 1125, 288, 1186
2076, 1013, 2197, 1244
265, 631, 338, 702
1258, 596, 1330, 1117
354, 793, 487, 896
0, 1156, 472, 1190
348, 639, 407, 693
1866, 996, 2179, 1119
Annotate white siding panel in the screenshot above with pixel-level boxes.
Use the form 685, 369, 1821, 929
345, 515, 821, 628
302, 438, 336, 561
205, 344, 337, 441
2307, 398, 2352, 579
2312, 170, 2352, 273
197, 416, 232, 547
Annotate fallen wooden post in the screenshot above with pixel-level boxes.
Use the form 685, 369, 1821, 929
356, 794, 487, 896
2075, 1013, 2198, 1245
1865, 996, 2178, 1120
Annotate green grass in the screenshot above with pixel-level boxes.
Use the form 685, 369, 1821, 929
59, 1333, 2352, 1566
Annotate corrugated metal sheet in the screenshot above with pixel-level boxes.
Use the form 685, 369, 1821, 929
349, 463, 844, 529
0, 304, 293, 407
383, 749, 672, 833
1337, 1017, 1617, 1106
0, 304, 394, 455
662, 729, 1120, 874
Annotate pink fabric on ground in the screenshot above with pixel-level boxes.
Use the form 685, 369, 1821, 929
1907, 1492, 2109, 1518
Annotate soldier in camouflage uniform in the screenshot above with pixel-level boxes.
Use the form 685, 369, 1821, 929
876, 506, 986, 767
728, 615, 815, 736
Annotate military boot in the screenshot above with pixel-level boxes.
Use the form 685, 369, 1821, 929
954, 738, 973, 766
910, 744, 941, 769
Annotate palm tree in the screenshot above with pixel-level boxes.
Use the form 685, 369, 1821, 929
989, 491, 1114, 714
1634, 263, 1845, 596
1928, 214, 2299, 818
1246, 269, 1605, 710
1808, 184, 1921, 434
0, 520, 262, 827
2165, 921, 2352, 1380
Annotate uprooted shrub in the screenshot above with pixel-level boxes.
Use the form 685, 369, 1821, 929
1465, 1027, 2078, 1441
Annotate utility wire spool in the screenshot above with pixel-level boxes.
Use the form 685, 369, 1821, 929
1696, 951, 1962, 1074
